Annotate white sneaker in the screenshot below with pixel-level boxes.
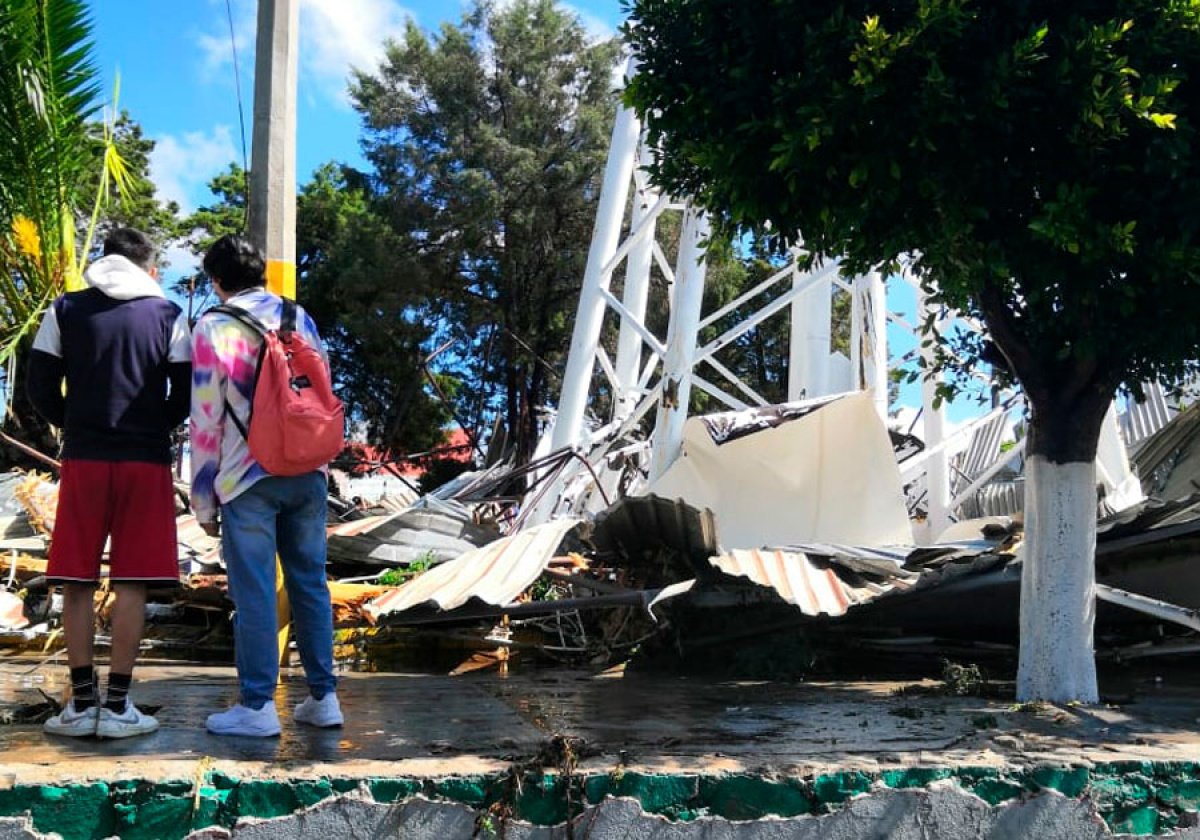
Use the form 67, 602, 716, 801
206, 702, 281, 737
43, 700, 99, 737
97, 701, 159, 739
294, 693, 343, 728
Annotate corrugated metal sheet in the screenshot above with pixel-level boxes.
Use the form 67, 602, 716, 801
709, 548, 915, 617
1097, 493, 1200, 538
1123, 381, 1176, 447
328, 501, 493, 540
1131, 404, 1200, 500
326, 502, 501, 567
591, 495, 718, 570
777, 542, 913, 575
363, 518, 581, 620
706, 542, 1011, 618
958, 479, 1024, 519
327, 514, 395, 538
950, 412, 1010, 498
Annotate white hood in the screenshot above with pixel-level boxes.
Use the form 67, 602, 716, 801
83, 254, 164, 300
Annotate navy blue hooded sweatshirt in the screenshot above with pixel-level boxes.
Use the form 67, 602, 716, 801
26, 255, 192, 464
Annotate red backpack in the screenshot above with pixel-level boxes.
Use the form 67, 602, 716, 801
210, 298, 344, 476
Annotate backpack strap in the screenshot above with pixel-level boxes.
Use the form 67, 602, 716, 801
280, 297, 297, 339
208, 303, 270, 337
203, 304, 272, 442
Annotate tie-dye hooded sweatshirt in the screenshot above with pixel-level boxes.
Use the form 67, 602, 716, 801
189, 288, 329, 524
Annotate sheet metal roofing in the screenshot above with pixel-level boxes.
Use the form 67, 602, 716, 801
708, 541, 1010, 618
325, 501, 501, 567
363, 518, 581, 621
591, 494, 719, 569
709, 548, 915, 617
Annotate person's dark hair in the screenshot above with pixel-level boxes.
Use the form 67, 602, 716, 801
203, 234, 266, 294
102, 228, 156, 271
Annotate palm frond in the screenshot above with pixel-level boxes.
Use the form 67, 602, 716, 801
0, 0, 101, 344
76, 78, 135, 285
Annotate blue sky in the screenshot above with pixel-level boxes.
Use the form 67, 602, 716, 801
87, 0, 974, 420
90, 0, 625, 258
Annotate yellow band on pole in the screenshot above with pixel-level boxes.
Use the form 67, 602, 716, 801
266, 258, 296, 670
265, 259, 297, 298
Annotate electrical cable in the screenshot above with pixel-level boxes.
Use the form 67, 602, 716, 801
224, 0, 251, 230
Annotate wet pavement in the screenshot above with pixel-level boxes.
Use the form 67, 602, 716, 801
2, 659, 1200, 783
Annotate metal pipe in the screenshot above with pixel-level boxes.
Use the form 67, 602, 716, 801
949, 439, 1026, 510
649, 209, 710, 482
549, 56, 642, 454
599, 191, 668, 279
701, 260, 838, 331
598, 287, 667, 358
0, 430, 60, 471
861, 271, 888, 421
614, 145, 662, 420
918, 289, 949, 542
691, 374, 750, 412
789, 265, 833, 401
695, 262, 837, 363
898, 402, 1016, 480
1095, 584, 1200, 633
378, 587, 684, 626
701, 355, 769, 407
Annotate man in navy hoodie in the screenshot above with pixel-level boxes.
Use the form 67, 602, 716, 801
27, 228, 191, 739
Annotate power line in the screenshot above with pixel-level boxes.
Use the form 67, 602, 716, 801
224, 0, 251, 231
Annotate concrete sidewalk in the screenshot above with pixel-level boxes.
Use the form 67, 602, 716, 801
2, 660, 1200, 837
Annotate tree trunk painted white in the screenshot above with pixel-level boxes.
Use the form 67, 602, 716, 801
1016, 455, 1099, 703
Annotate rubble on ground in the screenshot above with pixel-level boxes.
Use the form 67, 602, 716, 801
5, 395, 1200, 681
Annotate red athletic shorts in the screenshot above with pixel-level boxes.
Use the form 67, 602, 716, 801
47, 459, 180, 585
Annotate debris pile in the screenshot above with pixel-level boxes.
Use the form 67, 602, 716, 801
5, 391, 1200, 682
350, 394, 1200, 678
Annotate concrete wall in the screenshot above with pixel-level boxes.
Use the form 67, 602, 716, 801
2, 762, 1200, 839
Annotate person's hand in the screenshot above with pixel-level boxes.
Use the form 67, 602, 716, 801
200, 519, 220, 538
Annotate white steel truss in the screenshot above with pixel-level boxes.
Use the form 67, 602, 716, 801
533, 60, 1141, 540
531, 59, 902, 525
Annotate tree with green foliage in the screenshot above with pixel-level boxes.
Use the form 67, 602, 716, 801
180, 162, 452, 454
698, 244, 855, 411
176, 163, 248, 318
625, 0, 1200, 701
349, 0, 622, 463
182, 163, 247, 255
298, 163, 451, 453
0, 0, 149, 461
0, 0, 102, 349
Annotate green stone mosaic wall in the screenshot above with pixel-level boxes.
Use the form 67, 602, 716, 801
2, 761, 1199, 839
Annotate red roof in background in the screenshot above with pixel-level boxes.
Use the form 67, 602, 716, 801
343, 428, 474, 479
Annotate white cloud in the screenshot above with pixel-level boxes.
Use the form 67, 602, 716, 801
161, 241, 200, 277
300, 0, 414, 102
195, 0, 414, 106
196, 0, 255, 75
149, 126, 239, 214
561, 3, 617, 43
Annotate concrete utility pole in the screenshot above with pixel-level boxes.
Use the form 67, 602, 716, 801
249, 0, 299, 298
249, 0, 299, 667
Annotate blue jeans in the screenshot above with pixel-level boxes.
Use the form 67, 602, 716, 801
221, 472, 336, 708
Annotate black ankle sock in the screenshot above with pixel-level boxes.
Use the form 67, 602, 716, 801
105, 672, 132, 713
70, 666, 96, 711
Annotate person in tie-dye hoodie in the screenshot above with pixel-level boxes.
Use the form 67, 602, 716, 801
190, 235, 342, 738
